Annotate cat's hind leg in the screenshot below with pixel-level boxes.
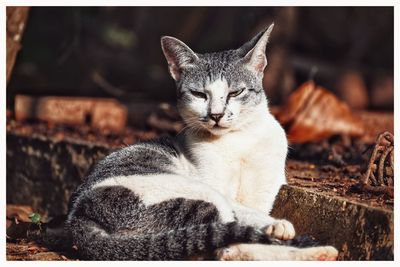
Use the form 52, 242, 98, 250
215, 244, 338, 261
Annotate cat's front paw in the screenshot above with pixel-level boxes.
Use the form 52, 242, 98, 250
264, 219, 295, 240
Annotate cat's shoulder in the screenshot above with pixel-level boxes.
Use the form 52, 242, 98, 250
108, 135, 181, 159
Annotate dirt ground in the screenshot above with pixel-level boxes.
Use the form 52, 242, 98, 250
286, 160, 393, 210
6, 239, 78, 261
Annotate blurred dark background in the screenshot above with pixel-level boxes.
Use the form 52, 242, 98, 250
7, 7, 394, 110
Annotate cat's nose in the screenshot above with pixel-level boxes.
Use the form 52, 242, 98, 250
209, 113, 224, 123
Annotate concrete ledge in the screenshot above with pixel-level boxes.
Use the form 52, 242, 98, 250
6, 133, 110, 215
272, 185, 393, 260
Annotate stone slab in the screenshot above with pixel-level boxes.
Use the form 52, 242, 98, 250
271, 185, 393, 260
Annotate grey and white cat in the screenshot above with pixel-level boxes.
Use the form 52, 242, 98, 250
66, 24, 338, 260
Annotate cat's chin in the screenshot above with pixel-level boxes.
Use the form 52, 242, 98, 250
207, 126, 231, 136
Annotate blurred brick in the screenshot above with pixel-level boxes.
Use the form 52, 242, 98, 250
15, 95, 127, 133
371, 75, 394, 109
336, 71, 369, 110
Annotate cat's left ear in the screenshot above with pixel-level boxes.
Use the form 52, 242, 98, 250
161, 36, 199, 81
241, 23, 274, 75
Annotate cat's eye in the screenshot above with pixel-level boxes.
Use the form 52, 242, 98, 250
189, 90, 207, 100
229, 88, 245, 97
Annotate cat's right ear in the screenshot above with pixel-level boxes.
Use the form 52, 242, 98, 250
161, 36, 198, 81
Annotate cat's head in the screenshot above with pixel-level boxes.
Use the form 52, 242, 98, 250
161, 24, 274, 136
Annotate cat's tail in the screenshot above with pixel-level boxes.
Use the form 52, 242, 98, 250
69, 218, 275, 260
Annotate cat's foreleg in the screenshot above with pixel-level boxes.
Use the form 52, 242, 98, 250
231, 202, 295, 240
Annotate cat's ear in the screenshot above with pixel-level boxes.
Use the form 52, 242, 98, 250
161, 36, 198, 81
236, 30, 265, 57
240, 23, 274, 75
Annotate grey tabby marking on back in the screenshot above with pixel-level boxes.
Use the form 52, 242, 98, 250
66, 23, 338, 260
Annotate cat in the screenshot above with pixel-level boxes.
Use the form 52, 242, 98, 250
65, 23, 338, 260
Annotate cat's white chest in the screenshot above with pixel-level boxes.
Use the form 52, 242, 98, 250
189, 116, 288, 212
209, 136, 253, 197
192, 128, 269, 197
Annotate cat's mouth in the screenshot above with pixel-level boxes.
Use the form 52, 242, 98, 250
207, 123, 231, 135
212, 123, 228, 129
197, 119, 231, 135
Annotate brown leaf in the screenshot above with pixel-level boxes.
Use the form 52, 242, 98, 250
6, 204, 34, 223
277, 81, 365, 143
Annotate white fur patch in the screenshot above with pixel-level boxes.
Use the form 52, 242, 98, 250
93, 174, 236, 223
205, 78, 229, 115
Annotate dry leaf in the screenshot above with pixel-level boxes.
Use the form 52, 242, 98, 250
6, 205, 34, 223
277, 81, 365, 143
